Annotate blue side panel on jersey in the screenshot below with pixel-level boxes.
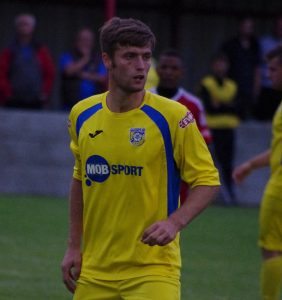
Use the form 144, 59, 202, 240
141, 105, 181, 216
76, 103, 103, 137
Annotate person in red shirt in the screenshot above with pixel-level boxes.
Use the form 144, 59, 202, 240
0, 13, 55, 109
151, 49, 212, 204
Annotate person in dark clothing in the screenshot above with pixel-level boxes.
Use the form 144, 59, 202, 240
198, 53, 240, 205
255, 15, 282, 121
0, 13, 55, 109
221, 16, 260, 120
59, 28, 107, 110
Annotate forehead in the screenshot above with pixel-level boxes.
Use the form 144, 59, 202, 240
158, 55, 182, 67
16, 15, 33, 26
115, 44, 152, 54
77, 30, 93, 40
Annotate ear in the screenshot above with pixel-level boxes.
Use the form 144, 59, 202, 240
102, 52, 112, 69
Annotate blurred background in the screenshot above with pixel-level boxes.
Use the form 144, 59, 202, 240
0, 0, 281, 107
1, 2, 282, 299
0, 0, 281, 203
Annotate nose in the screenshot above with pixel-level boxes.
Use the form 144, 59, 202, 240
135, 56, 146, 70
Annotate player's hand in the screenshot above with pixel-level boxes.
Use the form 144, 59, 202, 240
61, 247, 82, 293
141, 220, 178, 246
232, 161, 252, 184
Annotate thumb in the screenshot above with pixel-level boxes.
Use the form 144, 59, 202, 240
72, 259, 82, 280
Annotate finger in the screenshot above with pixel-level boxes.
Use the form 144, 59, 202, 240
142, 230, 159, 245
157, 234, 173, 246
64, 278, 76, 293
143, 232, 172, 246
142, 226, 168, 245
141, 228, 161, 244
72, 264, 81, 281
62, 270, 76, 293
62, 261, 78, 293
142, 223, 160, 240
154, 232, 171, 246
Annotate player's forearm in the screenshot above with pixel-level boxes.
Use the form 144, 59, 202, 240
68, 178, 83, 249
168, 185, 219, 231
247, 149, 271, 170
64, 58, 88, 76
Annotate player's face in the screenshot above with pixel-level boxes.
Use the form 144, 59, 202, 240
104, 45, 152, 93
268, 57, 282, 91
157, 56, 183, 89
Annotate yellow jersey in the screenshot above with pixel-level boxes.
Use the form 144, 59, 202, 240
264, 101, 282, 199
68, 91, 219, 281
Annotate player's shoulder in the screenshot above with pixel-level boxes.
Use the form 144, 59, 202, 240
69, 92, 106, 120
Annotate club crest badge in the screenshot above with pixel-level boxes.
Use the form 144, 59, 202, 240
129, 128, 145, 146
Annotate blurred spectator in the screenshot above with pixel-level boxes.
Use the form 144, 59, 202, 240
221, 16, 260, 120
151, 49, 212, 204
255, 15, 282, 120
198, 53, 240, 205
59, 27, 107, 110
0, 13, 55, 109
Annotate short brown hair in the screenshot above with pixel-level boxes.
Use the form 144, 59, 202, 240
99, 17, 156, 57
266, 45, 282, 64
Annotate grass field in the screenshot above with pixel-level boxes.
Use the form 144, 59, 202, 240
0, 195, 261, 300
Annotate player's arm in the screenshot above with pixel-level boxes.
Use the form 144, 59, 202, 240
232, 149, 271, 184
61, 177, 83, 293
142, 185, 218, 246
142, 107, 219, 246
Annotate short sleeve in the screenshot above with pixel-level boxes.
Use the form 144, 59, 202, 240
174, 109, 220, 188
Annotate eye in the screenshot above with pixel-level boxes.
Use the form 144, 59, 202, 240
143, 53, 152, 61
125, 53, 134, 60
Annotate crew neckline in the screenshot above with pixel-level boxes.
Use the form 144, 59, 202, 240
102, 91, 149, 118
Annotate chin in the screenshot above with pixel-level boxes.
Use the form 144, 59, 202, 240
128, 86, 145, 93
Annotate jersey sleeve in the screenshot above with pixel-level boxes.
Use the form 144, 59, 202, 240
173, 108, 220, 188
68, 109, 82, 180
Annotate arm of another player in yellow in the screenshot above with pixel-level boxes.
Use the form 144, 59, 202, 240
232, 149, 271, 184
142, 185, 219, 246
61, 178, 83, 293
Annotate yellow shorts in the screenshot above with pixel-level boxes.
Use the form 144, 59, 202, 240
258, 194, 282, 251
74, 275, 180, 300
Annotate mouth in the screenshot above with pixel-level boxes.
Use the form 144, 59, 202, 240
133, 75, 145, 81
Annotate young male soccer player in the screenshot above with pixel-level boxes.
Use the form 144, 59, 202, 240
61, 17, 220, 300
151, 49, 212, 204
233, 45, 282, 300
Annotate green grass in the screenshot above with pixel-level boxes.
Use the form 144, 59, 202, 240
0, 195, 261, 299
181, 206, 261, 300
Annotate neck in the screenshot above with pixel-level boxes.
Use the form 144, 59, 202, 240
17, 35, 32, 46
106, 88, 145, 113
